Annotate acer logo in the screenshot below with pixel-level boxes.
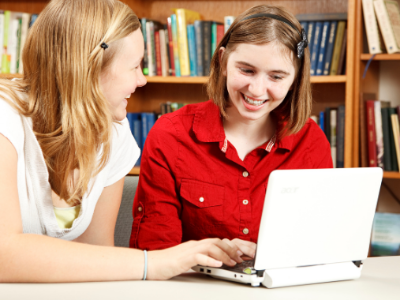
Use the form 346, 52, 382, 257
281, 187, 299, 194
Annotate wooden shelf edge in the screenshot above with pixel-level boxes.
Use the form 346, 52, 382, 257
383, 171, 400, 179
361, 53, 400, 61
128, 167, 140, 176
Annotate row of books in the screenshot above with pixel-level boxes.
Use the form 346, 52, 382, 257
360, 97, 400, 172
362, 0, 400, 54
141, 9, 234, 77
0, 11, 38, 74
296, 13, 348, 76
371, 212, 400, 256
311, 105, 345, 168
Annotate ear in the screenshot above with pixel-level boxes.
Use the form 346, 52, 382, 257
218, 47, 227, 76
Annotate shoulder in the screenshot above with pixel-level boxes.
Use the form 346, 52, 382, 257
0, 94, 25, 152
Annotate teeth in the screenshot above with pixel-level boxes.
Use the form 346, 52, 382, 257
125, 95, 131, 99
243, 94, 266, 106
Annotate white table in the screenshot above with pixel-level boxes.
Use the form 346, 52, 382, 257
2, 256, 399, 300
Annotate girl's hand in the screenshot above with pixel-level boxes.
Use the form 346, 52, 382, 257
147, 238, 243, 280
222, 238, 257, 261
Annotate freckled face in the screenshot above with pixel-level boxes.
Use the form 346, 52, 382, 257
223, 41, 296, 122
100, 29, 147, 121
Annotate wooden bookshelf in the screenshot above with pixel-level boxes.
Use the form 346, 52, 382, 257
361, 54, 400, 61
383, 172, 400, 179
129, 167, 140, 176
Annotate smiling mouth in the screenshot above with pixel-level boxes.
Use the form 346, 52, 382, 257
242, 93, 268, 106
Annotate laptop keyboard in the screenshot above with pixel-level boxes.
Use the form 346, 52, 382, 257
220, 259, 255, 274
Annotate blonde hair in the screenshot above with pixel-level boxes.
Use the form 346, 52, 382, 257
0, 0, 140, 205
207, 5, 312, 139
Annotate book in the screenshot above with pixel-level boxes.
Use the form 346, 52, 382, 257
337, 28, 348, 75
127, 113, 143, 166
171, 14, 181, 77
167, 17, 175, 76
330, 21, 346, 75
373, 0, 400, 53
360, 93, 377, 167
141, 18, 149, 75
0, 11, 4, 72
316, 21, 331, 76
337, 105, 345, 168
173, 8, 201, 76
330, 108, 337, 168
362, 0, 383, 54
371, 212, 400, 256
187, 24, 197, 76
202, 21, 212, 75
388, 107, 399, 171
18, 13, 30, 74
306, 22, 315, 61
29, 14, 38, 27
154, 30, 162, 76
8, 12, 22, 74
296, 12, 348, 22
310, 21, 323, 76
366, 100, 378, 167
164, 26, 172, 76
391, 114, 400, 168
323, 21, 337, 75
1, 11, 11, 73
381, 107, 392, 171
194, 20, 203, 76
224, 16, 235, 33
216, 24, 224, 47
211, 21, 223, 56
374, 101, 385, 168
146, 21, 154, 76
319, 111, 325, 132
159, 29, 169, 77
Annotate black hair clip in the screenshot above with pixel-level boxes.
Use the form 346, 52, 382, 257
297, 28, 308, 59
101, 42, 109, 50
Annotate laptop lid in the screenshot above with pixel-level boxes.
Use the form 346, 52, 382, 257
254, 168, 383, 271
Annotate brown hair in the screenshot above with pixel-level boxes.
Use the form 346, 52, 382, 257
0, 0, 140, 205
207, 5, 312, 139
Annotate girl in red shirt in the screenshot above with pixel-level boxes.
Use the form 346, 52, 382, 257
131, 5, 333, 259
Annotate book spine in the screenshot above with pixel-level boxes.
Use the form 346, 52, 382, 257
141, 18, 149, 75
362, 0, 383, 54
388, 108, 399, 171
374, 101, 384, 169
203, 21, 211, 75
164, 26, 172, 76
306, 22, 315, 60
330, 109, 337, 168
337, 29, 348, 75
9, 14, 20, 74
18, 13, 30, 74
324, 107, 331, 143
171, 14, 180, 77
319, 111, 325, 132
391, 114, 400, 169
316, 21, 330, 76
16, 18, 22, 73
155, 30, 162, 76
141, 113, 148, 153
373, 0, 400, 53
359, 94, 370, 168
381, 107, 392, 171
224, 16, 235, 33
176, 9, 190, 76
337, 105, 345, 168
310, 21, 323, 76
2, 11, 11, 73
366, 100, 378, 167
167, 18, 175, 76
323, 21, 337, 75
330, 21, 346, 75
133, 117, 142, 166
216, 24, 224, 46
211, 22, 217, 56
146, 22, 154, 76
194, 21, 203, 76
187, 24, 197, 76
385, 0, 400, 50
296, 12, 348, 21
0, 12, 5, 71
159, 29, 168, 77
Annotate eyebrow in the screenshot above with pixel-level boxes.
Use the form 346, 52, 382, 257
236, 61, 290, 75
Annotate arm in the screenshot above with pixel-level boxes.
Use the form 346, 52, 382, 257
0, 134, 241, 283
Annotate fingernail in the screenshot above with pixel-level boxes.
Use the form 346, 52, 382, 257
237, 250, 243, 257
230, 259, 237, 265
214, 260, 223, 267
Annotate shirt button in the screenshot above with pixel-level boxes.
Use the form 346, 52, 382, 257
243, 171, 249, 177
243, 228, 249, 235
138, 207, 142, 212
243, 200, 249, 205
199, 197, 204, 202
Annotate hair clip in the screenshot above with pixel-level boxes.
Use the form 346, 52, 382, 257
101, 42, 109, 50
296, 28, 308, 59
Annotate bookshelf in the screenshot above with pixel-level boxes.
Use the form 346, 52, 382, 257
0, 0, 357, 176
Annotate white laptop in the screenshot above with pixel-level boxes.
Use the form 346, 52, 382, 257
192, 168, 383, 288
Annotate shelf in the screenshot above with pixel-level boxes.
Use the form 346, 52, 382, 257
361, 54, 400, 61
383, 172, 400, 179
128, 167, 140, 176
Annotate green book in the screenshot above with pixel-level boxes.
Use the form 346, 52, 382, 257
2, 11, 10, 73
388, 107, 399, 171
381, 107, 392, 171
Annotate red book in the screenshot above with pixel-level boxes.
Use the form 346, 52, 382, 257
217, 24, 224, 46
366, 100, 377, 167
167, 17, 175, 76
155, 30, 162, 76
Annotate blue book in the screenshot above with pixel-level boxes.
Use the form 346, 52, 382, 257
336, 105, 345, 168
300, 21, 308, 32
187, 24, 197, 76
171, 14, 181, 77
194, 20, 204, 76
316, 21, 330, 76
128, 113, 142, 166
29, 14, 38, 27
310, 21, 323, 76
141, 113, 157, 152
141, 18, 149, 75
306, 22, 315, 61
319, 111, 325, 132
323, 21, 337, 75
371, 213, 400, 256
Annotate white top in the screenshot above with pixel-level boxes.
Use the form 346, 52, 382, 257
0, 94, 140, 240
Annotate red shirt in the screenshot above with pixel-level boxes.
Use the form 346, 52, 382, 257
130, 100, 333, 250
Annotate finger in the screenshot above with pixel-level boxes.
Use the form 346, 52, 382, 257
212, 239, 244, 263
231, 239, 257, 258
194, 253, 223, 268
222, 239, 244, 262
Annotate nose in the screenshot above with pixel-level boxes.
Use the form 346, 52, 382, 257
248, 74, 268, 98
137, 69, 147, 88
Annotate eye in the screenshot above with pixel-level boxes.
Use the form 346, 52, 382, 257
272, 75, 283, 80
240, 68, 254, 74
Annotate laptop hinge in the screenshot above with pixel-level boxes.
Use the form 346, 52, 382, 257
352, 261, 363, 268
256, 270, 265, 277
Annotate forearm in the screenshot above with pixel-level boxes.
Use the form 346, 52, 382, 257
0, 233, 145, 283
